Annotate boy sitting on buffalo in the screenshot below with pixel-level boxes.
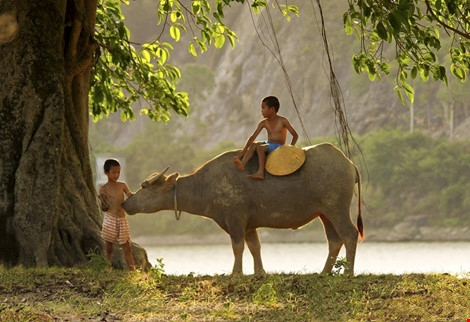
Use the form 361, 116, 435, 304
233, 96, 298, 179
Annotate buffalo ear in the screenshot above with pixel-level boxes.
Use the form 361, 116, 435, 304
163, 173, 179, 191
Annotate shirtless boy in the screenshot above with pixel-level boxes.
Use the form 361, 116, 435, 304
233, 96, 298, 179
98, 158, 135, 270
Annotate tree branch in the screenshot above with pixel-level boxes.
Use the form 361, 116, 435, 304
424, 0, 470, 41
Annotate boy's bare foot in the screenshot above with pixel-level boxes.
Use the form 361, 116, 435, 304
248, 174, 264, 180
232, 157, 244, 171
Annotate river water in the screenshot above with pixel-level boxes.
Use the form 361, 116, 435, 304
143, 241, 470, 276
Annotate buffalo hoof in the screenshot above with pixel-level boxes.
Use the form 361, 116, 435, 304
254, 269, 266, 276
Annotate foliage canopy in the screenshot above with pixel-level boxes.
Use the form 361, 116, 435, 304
91, 0, 298, 122
345, 0, 470, 103
91, 0, 469, 122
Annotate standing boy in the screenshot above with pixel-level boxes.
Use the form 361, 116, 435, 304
98, 158, 135, 270
232, 96, 298, 179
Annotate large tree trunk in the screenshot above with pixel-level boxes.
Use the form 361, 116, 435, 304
0, 0, 99, 266
0, 0, 148, 268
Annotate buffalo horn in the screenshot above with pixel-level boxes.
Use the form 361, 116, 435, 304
141, 166, 170, 188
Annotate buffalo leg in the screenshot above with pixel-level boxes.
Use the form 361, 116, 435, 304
322, 211, 359, 275
230, 234, 245, 274
245, 228, 266, 275
335, 222, 358, 275
320, 214, 343, 274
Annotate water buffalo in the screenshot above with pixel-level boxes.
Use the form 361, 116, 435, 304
122, 143, 363, 275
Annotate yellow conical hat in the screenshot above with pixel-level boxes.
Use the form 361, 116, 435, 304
265, 145, 306, 176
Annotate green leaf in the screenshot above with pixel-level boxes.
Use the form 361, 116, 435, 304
192, 1, 201, 14
436, 65, 446, 81
388, 12, 401, 35
162, 1, 172, 12
402, 82, 415, 103
420, 67, 430, 82
170, 25, 181, 41
411, 66, 418, 79
213, 24, 226, 48
376, 22, 388, 41
343, 14, 353, 35
227, 33, 237, 47
214, 35, 225, 48
450, 64, 466, 81
365, 57, 377, 75
398, 0, 411, 11
142, 50, 151, 63
423, 52, 436, 63
394, 85, 405, 105
188, 42, 198, 57
217, 1, 224, 18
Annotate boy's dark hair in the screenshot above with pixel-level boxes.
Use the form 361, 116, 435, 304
103, 158, 121, 173
262, 96, 280, 112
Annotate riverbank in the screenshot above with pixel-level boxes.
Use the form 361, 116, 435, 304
1, 266, 469, 321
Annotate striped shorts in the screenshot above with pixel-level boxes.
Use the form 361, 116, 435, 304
101, 213, 131, 245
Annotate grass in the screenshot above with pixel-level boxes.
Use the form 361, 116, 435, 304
1, 262, 469, 321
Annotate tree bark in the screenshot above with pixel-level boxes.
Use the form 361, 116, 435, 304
0, 0, 141, 268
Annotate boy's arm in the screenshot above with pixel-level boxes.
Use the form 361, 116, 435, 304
283, 118, 298, 145
239, 121, 265, 153
123, 182, 132, 198
98, 186, 109, 211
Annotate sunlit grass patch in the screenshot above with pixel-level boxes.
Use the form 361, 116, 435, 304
1, 265, 469, 321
